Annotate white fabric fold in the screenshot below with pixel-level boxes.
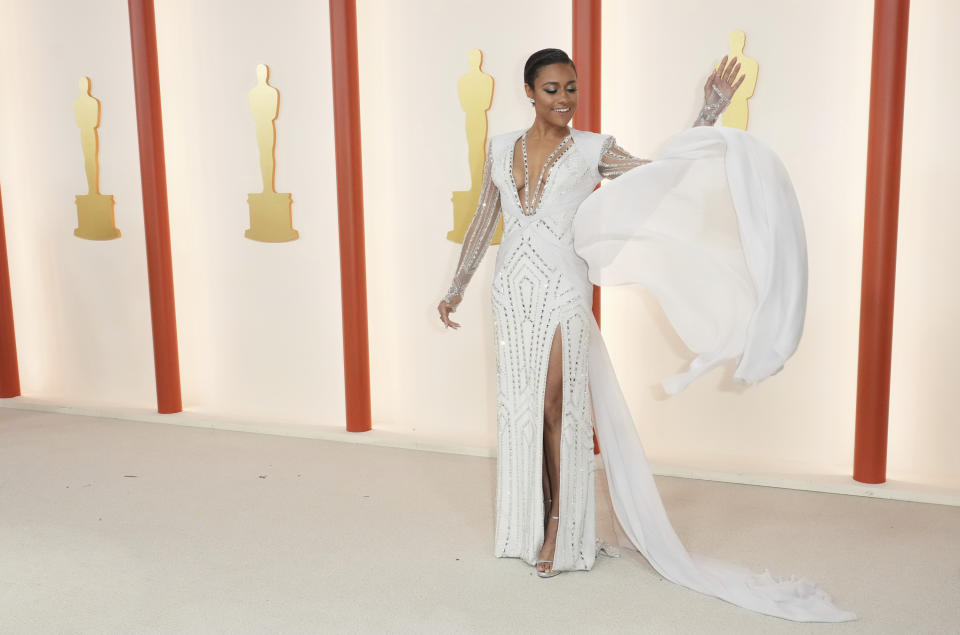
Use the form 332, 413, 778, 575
574, 126, 808, 393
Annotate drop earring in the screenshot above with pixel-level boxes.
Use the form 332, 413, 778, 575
529, 98, 535, 106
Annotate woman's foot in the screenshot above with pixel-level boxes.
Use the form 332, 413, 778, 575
536, 514, 560, 577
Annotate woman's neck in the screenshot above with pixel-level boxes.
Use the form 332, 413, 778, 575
527, 117, 570, 142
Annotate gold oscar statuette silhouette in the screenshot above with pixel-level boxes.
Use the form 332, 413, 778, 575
448, 49, 502, 244
246, 64, 298, 242
719, 30, 759, 130
73, 77, 120, 240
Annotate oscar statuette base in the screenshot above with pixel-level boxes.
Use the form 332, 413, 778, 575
245, 191, 298, 243
74, 194, 121, 240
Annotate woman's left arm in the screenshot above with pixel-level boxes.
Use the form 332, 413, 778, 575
599, 139, 650, 180
694, 55, 746, 127
599, 56, 746, 180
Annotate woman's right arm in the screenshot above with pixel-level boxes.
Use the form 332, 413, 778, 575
438, 140, 502, 328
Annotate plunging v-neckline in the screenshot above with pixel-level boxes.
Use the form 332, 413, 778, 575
510, 129, 573, 216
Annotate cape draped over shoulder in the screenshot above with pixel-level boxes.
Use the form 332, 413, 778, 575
577, 126, 855, 621
575, 125, 808, 394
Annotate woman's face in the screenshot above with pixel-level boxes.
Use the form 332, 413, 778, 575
525, 63, 578, 127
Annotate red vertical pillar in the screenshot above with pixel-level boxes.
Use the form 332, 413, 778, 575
0, 183, 20, 398
572, 0, 602, 328
573, 0, 602, 454
127, 0, 183, 414
853, 0, 910, 484
329, 0, 372, 433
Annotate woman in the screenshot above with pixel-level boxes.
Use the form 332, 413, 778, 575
437, 49, 854, 622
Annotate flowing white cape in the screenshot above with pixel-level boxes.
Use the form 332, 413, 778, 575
575, 126, 856, 622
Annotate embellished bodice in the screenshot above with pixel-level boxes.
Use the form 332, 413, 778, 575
444, 127, 649, 304
491, 129, 608, 248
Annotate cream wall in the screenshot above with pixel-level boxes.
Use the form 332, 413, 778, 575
888, 0, 960, 487
0, 0, 156, 408
600, 0, 875, 476
153, 0, 346, 426
0, 0, 346, 425
356, 0, 571, 447
0, 1, 955, 489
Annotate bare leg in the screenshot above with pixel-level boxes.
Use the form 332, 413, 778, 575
542, 443, 551, 526
537, 326, 564, 574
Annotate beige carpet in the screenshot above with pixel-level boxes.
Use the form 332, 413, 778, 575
1, 408, 958, 634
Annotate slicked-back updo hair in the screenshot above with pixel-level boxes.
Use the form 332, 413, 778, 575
523, 48, 577, 88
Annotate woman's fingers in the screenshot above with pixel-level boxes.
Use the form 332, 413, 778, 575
718, 56, 731, 81
722, 60, 739, 85
437, 302, 461, 329
443, 311, 461, 328
717, 55, 729, 77
708, 56, 747, 100
720, 58, 738, 84
711, 56, 745, 97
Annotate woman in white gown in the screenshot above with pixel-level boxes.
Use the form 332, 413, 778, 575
437, 49, 855, 622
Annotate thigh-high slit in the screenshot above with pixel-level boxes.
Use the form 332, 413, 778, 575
539, 325, 564, 564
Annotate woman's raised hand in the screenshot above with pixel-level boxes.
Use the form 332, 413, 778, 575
704, 55, 746, 103
437, 298, 461, 329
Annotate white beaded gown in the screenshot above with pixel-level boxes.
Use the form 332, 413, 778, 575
444, 125, 856, 622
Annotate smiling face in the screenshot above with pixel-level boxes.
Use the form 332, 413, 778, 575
525, 62, 578, 127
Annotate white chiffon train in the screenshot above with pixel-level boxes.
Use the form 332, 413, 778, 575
590, 323, 855, 622
577, 126, 857, 622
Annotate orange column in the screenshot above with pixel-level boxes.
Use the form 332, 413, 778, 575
127, 0, 182, 414
329, 0, 372, 433
0, 183, 20, 398
573, 0, 602, 454
572, 0, 602, 327
853, 0, 910, 484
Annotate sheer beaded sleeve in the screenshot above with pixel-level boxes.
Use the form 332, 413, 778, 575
443, 141, 502, 306
598, 137, 651, 179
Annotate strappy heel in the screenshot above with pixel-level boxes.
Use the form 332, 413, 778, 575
537, 515, 561, 578
536, 560, 560, 578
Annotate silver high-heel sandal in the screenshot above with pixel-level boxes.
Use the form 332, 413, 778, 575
537, 515, 561, 579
